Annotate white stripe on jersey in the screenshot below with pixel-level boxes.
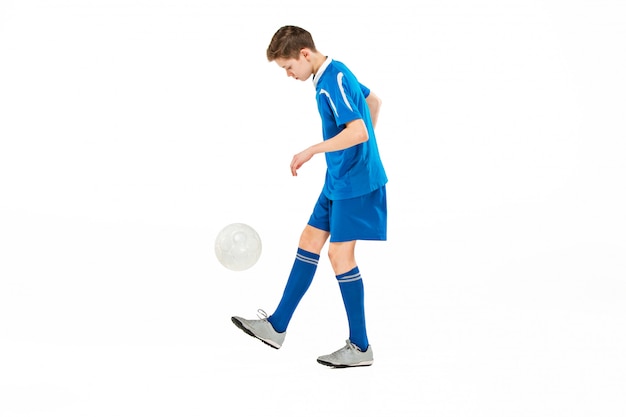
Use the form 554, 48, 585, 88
319, 89, 339, 118
337, 72, 353, 111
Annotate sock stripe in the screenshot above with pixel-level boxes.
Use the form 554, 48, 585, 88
296, 253, 319, 266
337, 272, 362, 283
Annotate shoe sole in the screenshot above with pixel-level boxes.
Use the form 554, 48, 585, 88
316, 359, 373, 368
231, 317, 281, 349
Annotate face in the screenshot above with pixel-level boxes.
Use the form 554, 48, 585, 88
275, 50, 313, 81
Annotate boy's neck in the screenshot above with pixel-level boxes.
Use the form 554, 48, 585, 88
311, 52, 328, 76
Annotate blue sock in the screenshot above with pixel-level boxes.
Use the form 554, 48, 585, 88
268, 248, 319, 333
337, 266, 369, 351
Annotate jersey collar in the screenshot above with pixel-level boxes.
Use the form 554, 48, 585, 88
312, 56, 332, 88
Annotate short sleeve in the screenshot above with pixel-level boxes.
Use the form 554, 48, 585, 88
319, 71, 364, 127
360, 83, 370, 99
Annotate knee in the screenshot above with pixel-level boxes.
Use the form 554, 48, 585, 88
298, 226, 328, 253
327, 249, 340, 271
327, 245, 339, 266
327, 244, 356, 274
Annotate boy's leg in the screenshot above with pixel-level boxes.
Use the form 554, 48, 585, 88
328, 241, 369, 352
317, 241, 373, 367
232, 189, 332, 348
231, 225, 328, 348
268, 225, 329, 333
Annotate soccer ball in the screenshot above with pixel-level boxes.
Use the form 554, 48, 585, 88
214, 223, 262, 271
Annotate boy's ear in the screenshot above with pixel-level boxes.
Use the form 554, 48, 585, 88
300, 48, 311, 60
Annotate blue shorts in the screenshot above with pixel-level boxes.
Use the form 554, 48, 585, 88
308, 186, 387, 242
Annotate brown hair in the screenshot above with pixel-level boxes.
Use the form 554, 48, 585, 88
266, 26, 317, 61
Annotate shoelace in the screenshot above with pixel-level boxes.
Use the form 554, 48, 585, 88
344, 339, 359, 352
256, 309, 269, 320
326, 340, 360, 359
330, 339, 361, 357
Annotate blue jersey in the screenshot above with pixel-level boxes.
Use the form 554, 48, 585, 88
313, 58, 388, 200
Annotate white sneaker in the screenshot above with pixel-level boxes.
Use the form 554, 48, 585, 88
231, 309, 285, 349
317, 340, 374, 368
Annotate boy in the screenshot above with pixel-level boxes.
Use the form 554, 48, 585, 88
232, 25, 387, 368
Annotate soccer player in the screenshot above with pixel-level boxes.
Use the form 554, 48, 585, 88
232, 25, 388, 368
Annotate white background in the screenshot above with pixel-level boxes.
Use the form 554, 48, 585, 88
1, 0, 625, 416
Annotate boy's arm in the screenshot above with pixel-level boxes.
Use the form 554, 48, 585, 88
290, 91, 382, 176
290, 119, 368, 176
365, 91, 382, 129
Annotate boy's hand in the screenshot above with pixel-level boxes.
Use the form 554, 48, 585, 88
290, 148, 314, 176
